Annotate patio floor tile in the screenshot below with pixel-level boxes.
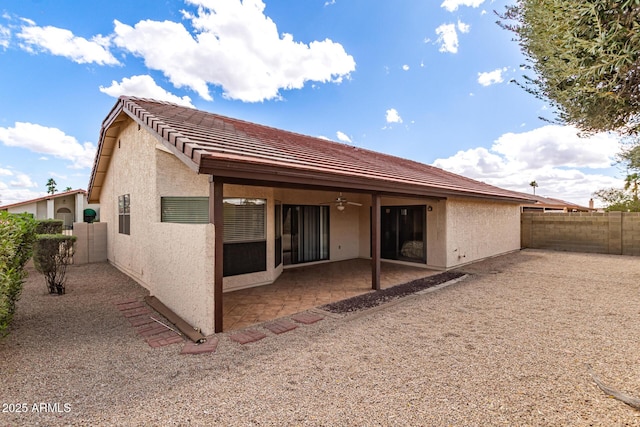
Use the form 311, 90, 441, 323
222, 259, 436, 331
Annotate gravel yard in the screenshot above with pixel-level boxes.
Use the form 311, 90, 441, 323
2, 249, 640, 426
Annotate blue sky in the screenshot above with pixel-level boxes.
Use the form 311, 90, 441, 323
0, 0, 625, 207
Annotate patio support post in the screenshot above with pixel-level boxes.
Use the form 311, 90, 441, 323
210, 176, 224, 333
371, 193, 381, 290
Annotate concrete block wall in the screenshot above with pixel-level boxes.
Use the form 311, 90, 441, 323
521, 212, 640, 256
72, 222, 108, 264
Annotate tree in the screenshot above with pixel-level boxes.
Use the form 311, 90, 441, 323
593, 185, 640, 211
46, 178, 57, 195
529, 180, 538, 195
499, 1, 640, 136
64, 187, 72, 192
624, 172, 640, 201
619, 144, 640, 170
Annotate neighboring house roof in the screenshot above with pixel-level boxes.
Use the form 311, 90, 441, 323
88, 96, 535, 204
0, 189, 87, 211
518, 193, 593, 212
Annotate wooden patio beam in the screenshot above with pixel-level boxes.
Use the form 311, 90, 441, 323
210, 176, 224, 333
371, 192, 381, 290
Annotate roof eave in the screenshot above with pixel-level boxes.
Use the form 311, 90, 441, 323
200, 158, 528, 203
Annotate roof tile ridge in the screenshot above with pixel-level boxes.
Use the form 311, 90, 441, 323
122, 97, 194, 153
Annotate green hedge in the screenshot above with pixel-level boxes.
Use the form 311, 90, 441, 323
35, 219, 63, 235
0, 212, 37, 337
33, 234, 76, 295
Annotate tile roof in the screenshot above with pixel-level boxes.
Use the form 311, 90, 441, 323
518, 193, 593, 211
88, 96, 534, 203
0, 189, 86, 210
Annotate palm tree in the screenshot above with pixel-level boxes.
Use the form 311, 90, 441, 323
529, 180, 538, 195
46, 178, 57, 195
624, 173, 639, 201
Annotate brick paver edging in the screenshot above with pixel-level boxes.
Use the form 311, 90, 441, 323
114, 298, 184, 349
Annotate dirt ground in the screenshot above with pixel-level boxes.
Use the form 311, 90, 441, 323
2, 249, 640, 426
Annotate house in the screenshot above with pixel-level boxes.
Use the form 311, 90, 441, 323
519, 193, 594, 213
88, 96, 534, 334
0, 189, 99, 229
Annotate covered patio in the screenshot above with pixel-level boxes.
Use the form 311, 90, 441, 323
223, 259, 439, 330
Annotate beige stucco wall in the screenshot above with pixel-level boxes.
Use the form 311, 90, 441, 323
445, 197, 521, 268
148, 222, 215, 334
99, 120, 218, 334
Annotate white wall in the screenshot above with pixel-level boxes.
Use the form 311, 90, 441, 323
7, 203, 38, 217
445, 197, 521, 267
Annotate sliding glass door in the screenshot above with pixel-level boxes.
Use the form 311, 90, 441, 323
381, 205, 426, 263
283, 205, 329, 265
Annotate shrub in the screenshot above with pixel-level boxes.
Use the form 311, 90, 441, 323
35, 219, 63, 235
0, 212, 37, 337
33, 234, 76, 295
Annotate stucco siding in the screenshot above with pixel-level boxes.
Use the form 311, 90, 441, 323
446, 198, 520, 267
148, 222, 215, 335
100, 121, 219, 333
155, 146, 209, 200
7, 203, 38, 217
100, 120, 157, 286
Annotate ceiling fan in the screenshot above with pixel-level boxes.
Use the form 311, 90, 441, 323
321, 192, 363, 211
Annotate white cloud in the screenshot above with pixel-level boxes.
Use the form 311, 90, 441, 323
0, 187, 45, 206
493, 125, 618, 169
386, 108, 403, 124
478, 68, 506, 86
441, 0, 485, 12
432, 125, 622, 205
9, 173, 37, 188
336, 131, 351, 143
0, 25, 10, 49
402, 64, 409, 71
324, 0, 336, 5
457, 20, 470, 34
17, 22, 119, 65
100, 75, 194, 107
111, 0, 355, 102
0, 168, 12, 176
0, 122, 97, 169
435, 20, 469, 54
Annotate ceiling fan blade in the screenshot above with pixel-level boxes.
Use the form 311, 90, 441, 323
347, 201, 363, 206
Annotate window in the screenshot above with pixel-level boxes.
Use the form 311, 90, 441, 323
161, 197, 209, 223
223, 198, 267, 277
118, 194, 130, 235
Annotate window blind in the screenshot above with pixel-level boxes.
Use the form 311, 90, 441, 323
223, 198, 266, 243
161, 197, 209, 224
